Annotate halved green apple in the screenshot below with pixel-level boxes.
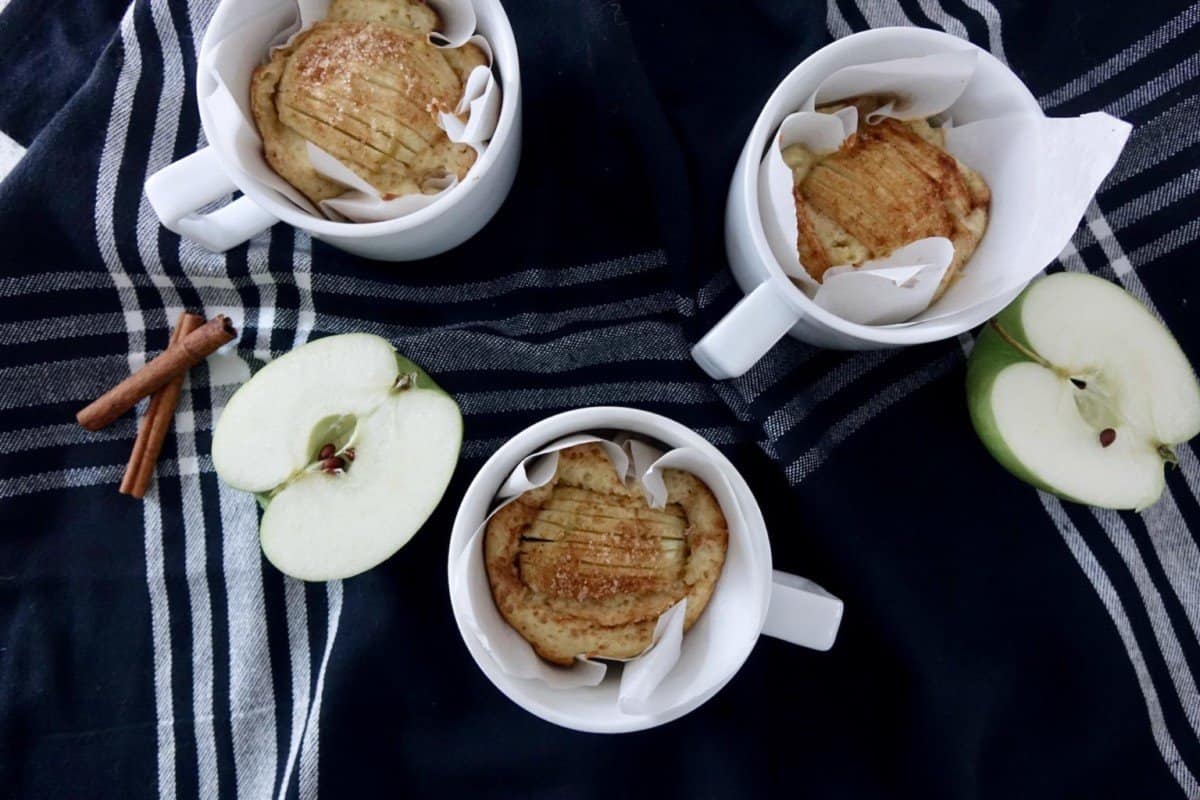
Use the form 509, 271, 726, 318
212, 333, 462, 580
967, 273, 1200, 510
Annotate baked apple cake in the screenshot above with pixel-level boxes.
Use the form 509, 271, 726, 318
484, 443, 728, 666
250, 0, 487, 205
783, 95, 990, 300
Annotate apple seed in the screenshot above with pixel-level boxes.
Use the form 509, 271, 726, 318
1099, 428, 1116, 448
318, 443, 335, 460
1070, 378, 1087, 390
344, 447, 356, 462
321, 456, 346, 473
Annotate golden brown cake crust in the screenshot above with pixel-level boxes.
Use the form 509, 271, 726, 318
484, 443, 729, 666
251, 29, 348, 205
784, 96, 990, 298
250, 0, 487, 206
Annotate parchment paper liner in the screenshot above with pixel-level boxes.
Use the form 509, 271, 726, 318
198, 0, 501, 222
760, 50, 1131, 326
450, 433, 745, 716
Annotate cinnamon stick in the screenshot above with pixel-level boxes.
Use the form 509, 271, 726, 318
118, 314, 191, 494
77, 315, 236, 431
119, 312, 204, 497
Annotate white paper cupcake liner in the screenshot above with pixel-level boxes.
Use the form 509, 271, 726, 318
198, 0, 501, 223
760, 49, 1131, 326
449, 433, 747, 716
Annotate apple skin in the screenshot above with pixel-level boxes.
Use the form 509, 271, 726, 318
967, 273, 1200, 510
965, 288, 1073, 501
214, 334, 464, 581
394, 352, 443, 394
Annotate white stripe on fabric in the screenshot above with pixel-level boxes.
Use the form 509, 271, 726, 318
319, 319, 695, 374
0, 271, 277, 297
1041, 495, 1200, 797
0, 271, 117, 296
0, 419, 140, 454
0, 312, 130, 344
735, 342, 818, 402
1, 377, 723, 467
695, 270, 733, 310
853, 0, 912, 28
285, 229, 325, 799
1090, 508, 1200, 739
176, 384, 220, 798
0, 465, 124, 498
209, 243, 289, 800
1092, 234, 1200, 668
959, 0, 1007, 63
0, 249, 668, 306
1105, 94, 1200, 189
311, 249, 666, 304
292, 232, 317, 350
915, 0, 969, 39
1104, 167, 1200, 232
94, 18, 147, 370
326, 290, 684, 339
455, 380, 716, 415
93, 5, 179, 798
0, 419, 739, 501
0, 280, 701, 352
762, 349, 899, 442
1060, 197, 1200, 787
826, 0, 854, 38
138, 0, 220, 792
275, 579, 312, 800
1039, 2, 1200, 109
1086, 206, 1135, 277
0, 357, 154, 413
1106, 52, 1200, 120
1129, 216, 1200, 268
249, 241, 277, 362
298, 581, 344, 800
216, 474, 279, 800
142, 483, 179, 800
1139, 482, 1200, 666
0, 255, 641, 300
0, 413, 737, 499
1083, 166, 1200, 250
462, 426, 744, 462
134, 6, 186, 316
785, 351, 959, 484
0, 318, 698, 413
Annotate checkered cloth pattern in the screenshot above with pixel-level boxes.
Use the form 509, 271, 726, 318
1, 0, 1199, 797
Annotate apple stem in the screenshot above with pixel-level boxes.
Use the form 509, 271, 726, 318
1159, 444, 1180, 467
989, 320, 1070, 378
394, 372, 418, 391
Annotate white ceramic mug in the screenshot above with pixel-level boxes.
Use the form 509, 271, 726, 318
447, 406, 843, 733
692, 27, 1042, 378
144, 0, 521, 261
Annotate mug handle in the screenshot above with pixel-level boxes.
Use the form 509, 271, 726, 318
762, 570, 843, 651
145, 146, 279, 253
691, 281, 800, 380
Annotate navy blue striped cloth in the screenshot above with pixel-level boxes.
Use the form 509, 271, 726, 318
1, 0, 1199, 797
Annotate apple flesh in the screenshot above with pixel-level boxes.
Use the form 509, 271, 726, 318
212, 333, 462, 581
967, 273, 1200, 510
